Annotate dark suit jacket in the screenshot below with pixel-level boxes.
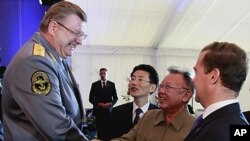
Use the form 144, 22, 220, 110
89, 80, 118, 115
184, 103, 248, 141
108, 102, 159, 139
243, 111, 250, 123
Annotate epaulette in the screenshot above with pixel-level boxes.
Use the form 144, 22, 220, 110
33, 43, 45, 57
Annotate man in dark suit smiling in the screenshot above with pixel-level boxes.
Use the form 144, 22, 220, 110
108, 64, 159, 140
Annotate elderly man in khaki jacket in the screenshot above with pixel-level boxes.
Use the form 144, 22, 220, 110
92, 66, 195, 141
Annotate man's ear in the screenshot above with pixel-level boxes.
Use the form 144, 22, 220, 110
48, 21, 57, 35
210, 68, 220, 84
182, 90, 192, 103
149, 84, 157, 95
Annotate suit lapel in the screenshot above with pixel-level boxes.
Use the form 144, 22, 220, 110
185, 103, 243, 141
129, 102, 134, 125
148, 103, 158, 110
98, 80, 102, 89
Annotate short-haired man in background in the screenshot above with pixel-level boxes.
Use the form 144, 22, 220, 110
89, 68, 118, 140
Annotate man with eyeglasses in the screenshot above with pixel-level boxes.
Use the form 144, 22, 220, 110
96, 66, 195, 141
106, 64, 159, 140
2, 1, 89, 141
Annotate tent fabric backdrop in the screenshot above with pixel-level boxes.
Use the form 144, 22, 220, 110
65, 0, 250, 113
71, 46, 250, 113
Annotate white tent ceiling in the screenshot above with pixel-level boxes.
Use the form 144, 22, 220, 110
69, 0, 250, 52
66, 0, 250, 110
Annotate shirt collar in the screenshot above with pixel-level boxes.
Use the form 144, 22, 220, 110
101, 80, 106, 83
203, 99, 238, 118
152, 108, 193, 131
169, 108, 192, 131
133, 102, 150, 114
153, 110, 165, 125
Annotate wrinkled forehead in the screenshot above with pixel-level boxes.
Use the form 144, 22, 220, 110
163, 73, 186, 85
62, 14, 85, 28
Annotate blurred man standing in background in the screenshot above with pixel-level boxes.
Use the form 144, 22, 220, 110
89, 68, 118, 140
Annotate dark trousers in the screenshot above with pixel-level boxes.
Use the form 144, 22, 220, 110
95, 107, 111, 140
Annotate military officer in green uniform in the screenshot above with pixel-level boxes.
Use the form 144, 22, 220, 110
2, 1, 89, 141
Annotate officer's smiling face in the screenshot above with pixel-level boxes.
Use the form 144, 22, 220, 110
54, 14, 85, 59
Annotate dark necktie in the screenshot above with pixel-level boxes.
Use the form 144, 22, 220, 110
102, 81, 105, 88
191, 115, 203, 130
133, 108, 143, 126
